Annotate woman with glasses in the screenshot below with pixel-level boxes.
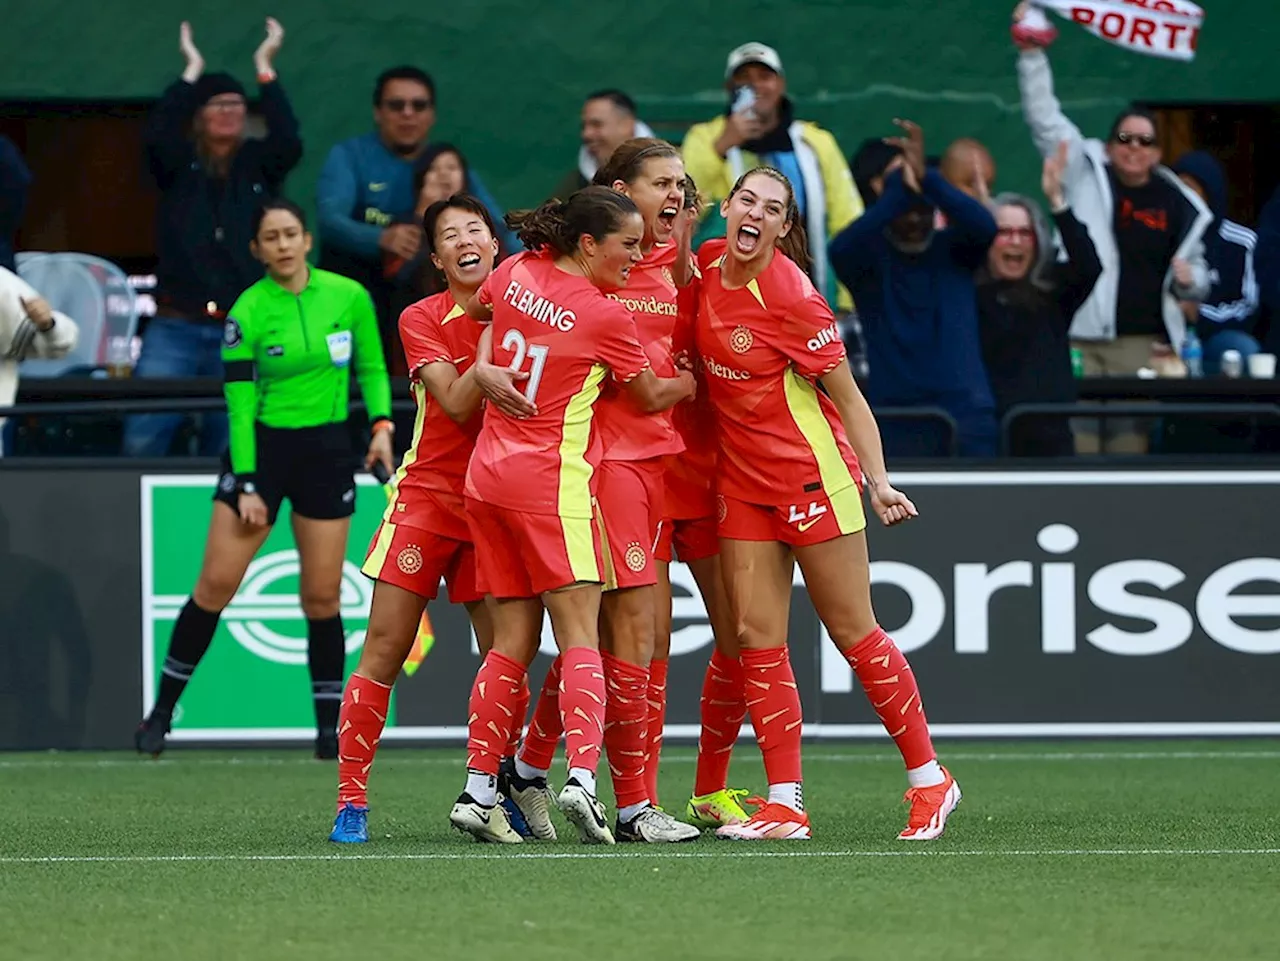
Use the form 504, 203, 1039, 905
122, 17, 301, 460
977, 143, 1102, 457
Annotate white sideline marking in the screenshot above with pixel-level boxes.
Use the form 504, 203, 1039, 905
2, 848, 1278, 865
3, 750, 1280, 770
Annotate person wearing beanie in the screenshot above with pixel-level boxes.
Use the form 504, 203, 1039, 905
1171, 150, 1260, 375
122, 18, 302, 459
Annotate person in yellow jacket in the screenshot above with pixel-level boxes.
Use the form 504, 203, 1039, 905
682, 42, 862, 310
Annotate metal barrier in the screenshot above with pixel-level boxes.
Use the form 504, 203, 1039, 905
1000, 401, 1280, 455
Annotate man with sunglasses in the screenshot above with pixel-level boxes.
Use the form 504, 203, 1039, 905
316, 67, 516, 351
1012, 3, 1211, 454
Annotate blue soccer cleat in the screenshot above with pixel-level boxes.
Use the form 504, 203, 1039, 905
329, 803, 369, 843
497, 757, 535, 839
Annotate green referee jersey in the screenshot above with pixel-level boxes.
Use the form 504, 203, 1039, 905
221, 267, 392, 476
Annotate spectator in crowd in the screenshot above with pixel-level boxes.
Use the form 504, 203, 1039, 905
1, 267, 79, 455
829, 120, 998, 458
385, 143, 510, 363
1256, 187, 1280, 358
1013, 4, 1211, 452
682, 42, 861, 309
977, 143, 1102, 457
123, 18, 300, 459
316, 66, 517, 349
0, 136, 32, 273
1171, 151, 1261, 375
550, 90, 654, 200
941, 137, 996, 205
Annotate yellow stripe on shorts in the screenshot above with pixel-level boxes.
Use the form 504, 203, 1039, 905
361, 520, 398, 578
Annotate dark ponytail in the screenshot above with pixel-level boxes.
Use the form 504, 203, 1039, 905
725, 167, 810, 272
505, 186, 639, 256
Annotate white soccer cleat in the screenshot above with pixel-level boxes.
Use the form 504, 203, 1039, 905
715, 802, 811, 841
508, 776, 559, 841
898, 768, 962, 841
556, 779, 615, 845
449, 794, 524, 844
616, 806, 701, 843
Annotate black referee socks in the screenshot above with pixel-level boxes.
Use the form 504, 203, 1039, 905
153, 598, 222, 716
307, 615, 346, 737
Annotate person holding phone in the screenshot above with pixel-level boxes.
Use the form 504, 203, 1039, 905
681, 42, 862, 309
135, 199, 393, 761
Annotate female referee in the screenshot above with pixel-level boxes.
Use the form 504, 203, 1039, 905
506, 139, 701, 843
330, 195, 505, 844
696, 168, 960, 842
450, 187, 694, 845
136, 198, 394, 760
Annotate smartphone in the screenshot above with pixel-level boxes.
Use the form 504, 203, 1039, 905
731, 84, 757, 117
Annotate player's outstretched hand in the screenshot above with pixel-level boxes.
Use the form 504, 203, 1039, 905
475, 361, 537, 418
870, 484, 918, 527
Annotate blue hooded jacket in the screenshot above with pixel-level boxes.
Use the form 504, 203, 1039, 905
1171, 151, 1258, 336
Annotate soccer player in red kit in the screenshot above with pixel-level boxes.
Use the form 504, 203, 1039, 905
697, 168, 960, 841
329, 196, 503, 844
506, 140, 701, 843
450, 187, 696, 844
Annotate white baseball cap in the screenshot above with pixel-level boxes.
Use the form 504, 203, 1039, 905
725, 42, 784, 80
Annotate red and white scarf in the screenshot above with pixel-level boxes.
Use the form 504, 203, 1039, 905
1019, 0, 1205, 61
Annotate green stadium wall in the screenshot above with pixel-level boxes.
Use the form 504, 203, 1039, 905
1, 0, 1271, 219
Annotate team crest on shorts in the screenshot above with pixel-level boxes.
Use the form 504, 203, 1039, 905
624, 541, 647, 572
729, 326, 753, 353
716, 494, 728, 523
397, 544, 424, 575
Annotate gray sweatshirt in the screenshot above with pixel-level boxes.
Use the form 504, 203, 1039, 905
1017, 49, 1212, 346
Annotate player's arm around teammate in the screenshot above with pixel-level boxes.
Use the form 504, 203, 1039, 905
698, 169, 959, 843
450, 188, 693, 845
331, 196, 504, 843
137, 199, 393, 761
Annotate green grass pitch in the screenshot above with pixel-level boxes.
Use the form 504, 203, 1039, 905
2, 740, 1277, 961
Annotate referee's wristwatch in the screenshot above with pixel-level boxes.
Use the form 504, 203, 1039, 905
237, 476, 259, 496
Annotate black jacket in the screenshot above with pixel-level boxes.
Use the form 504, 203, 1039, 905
146, 78, 302, 319
977, 206, 1101, 456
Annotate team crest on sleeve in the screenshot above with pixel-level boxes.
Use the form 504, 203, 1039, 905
729, 326, 754, 354
223, 318, 243, 348
397, 544, 424, 575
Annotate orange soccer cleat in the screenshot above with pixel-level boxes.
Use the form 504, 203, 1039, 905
715, 801, 811, 841
898, 768, 962, 841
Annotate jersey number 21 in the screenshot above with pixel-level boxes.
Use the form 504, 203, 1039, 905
502, 328, 549, 403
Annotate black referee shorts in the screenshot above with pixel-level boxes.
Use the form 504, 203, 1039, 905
214, 423, 358, 526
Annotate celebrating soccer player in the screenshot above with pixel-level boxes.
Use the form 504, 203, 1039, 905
451, 187, 695, 844
506, 139, 700, 843
136, 199, 394, 761
696, 168, 961, 841
330, 195, 504, 844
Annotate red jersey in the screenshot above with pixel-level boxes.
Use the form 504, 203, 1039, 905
465, 253, 651, 518
387, 292, 484, 520
594, 243, 685, 462
664, 265, 717, 513
694, 239, 861, 505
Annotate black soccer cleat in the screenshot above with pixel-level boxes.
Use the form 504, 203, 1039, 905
135, 711, 171, 758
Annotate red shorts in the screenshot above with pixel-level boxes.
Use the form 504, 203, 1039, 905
654, 515, 720, 564
465, 496, 604, 599
390, 484, 471, 542
717, 487, 866, 547
361, 519, 481, 603
595, 457, 664, 590
663, 454, 717, 522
